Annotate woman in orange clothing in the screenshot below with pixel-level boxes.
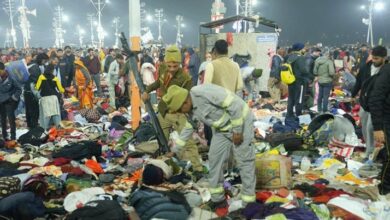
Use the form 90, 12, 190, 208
74, 60, 94, 109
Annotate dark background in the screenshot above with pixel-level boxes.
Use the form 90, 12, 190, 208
0, 0, 388, 48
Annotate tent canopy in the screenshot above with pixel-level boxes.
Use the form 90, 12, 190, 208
200, 15, 279, 30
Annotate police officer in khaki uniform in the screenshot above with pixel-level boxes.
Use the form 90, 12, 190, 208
163, 84, 256, 210
142, 45, 203, 174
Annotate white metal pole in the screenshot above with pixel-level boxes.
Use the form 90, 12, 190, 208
129, 0, 141, 50
176, 15, 183, 47
98, 0, 102, 48
113, 17, 120, 48
236, 0, 240, 33
370, 0, 374, 47
6, 0, 17, 48
155, 9, 163, 42
87, 14, 95, 47
244, 0, 248, 32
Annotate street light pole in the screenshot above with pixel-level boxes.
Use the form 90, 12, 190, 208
3, 0, 17, 48
175, 15, 183, 47
155, 9, 164, 42
53, 5, 65, 48
90, 0, 107, 48
368, 0, 374, 47
113, 17, 120, 48
362, 0, 384, 47
18, 0, 36, 48
77, 25, 85, 48
4, 29, 11, 48
87, 14, 96, 48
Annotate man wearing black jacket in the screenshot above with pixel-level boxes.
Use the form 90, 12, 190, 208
25, 53, 49, 129
352, 46, 387, 157
63, 46, 75, 87
304, 48, 321, 110
104, 49, 116, 74
268, 48, 285, 102
0, 62, 22, 140
369, 63, 390, 195
286, 43, 310, 117
57, 49, 72, 88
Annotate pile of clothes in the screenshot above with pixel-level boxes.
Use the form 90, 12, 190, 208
0, 92, 390, 220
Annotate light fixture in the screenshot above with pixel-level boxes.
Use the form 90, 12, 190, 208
63, 14, 69, 22
374, 2, 384, 10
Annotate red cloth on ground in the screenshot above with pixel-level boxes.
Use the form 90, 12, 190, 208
61, 165, 85, 176
45, 157, 71, 166
277, 188, 290, 198
312, 189, 350, 203
215, 206, 229, 217
85, 159, 104, 174
256, 191, 273, 203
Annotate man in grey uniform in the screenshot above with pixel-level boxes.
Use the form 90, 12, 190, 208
163, 84, 256, 209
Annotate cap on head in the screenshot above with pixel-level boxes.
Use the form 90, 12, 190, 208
312, 48, 322, 53
164, 45, 181, 63
162, 85, 189, 112
292, 43, 305, 52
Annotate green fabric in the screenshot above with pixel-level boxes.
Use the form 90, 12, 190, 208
66, 177, 92, 191
145, 63, 192, 117
310, 204, 331, 220
163, 85, 189, 112
115, 130, 133, 151
165, 158, 183, 176
265, 213, 287, 220
313, 57, 335, 84
165, 45, 182, 63
252, 69, 263, 78
123, 61, 131, 76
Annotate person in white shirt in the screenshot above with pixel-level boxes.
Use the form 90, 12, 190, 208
140, 62, 157, 104
108, 54, 125, 108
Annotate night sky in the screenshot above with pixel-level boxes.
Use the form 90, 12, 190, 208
0, 0, 389, 48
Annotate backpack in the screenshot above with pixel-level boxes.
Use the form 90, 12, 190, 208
129, 189, 191, 220
281, 63, 296, 85
0, 177, 21, 199
305, 114, 335, 147
18, 127, 48, 146
66, 200, 128, 220
360, 73, 380, 112
266, 132, 303, 152
0, 192, 46, 220
79, 108, 102, 123
22, 175, 48, 198
134, 123, 156, 143
52, 141, 102, 160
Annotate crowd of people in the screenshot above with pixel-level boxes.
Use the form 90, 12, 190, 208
0, 38, 390, 219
